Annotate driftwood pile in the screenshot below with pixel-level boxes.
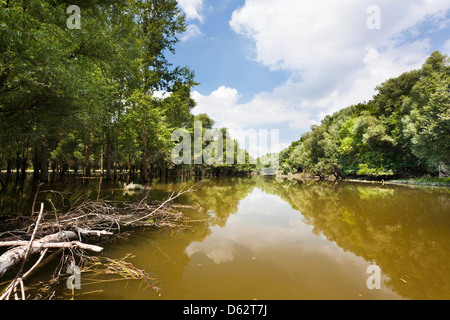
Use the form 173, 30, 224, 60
0, 184, 200, 300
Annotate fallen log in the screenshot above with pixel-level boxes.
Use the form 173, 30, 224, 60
0, 240, 103, 252
0, 182, 202, 299
0, 231, 86, 277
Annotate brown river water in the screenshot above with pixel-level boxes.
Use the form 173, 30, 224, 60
1, 176, 449, 300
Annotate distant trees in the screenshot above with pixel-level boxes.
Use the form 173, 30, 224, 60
0, 0, 255, 183
284, 51, 449, 180
289, 125, 339, 180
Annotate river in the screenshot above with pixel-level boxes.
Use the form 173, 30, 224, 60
1, 176, 449, 300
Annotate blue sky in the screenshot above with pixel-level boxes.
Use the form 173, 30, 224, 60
171, 0, 290, 100
171, 0, 450, 155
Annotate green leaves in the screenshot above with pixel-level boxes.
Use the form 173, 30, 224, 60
135, 0, 187, 92
285, 51, 449, 178
402, 55, 450, 171
289, 125, 339, 179
0, 0, 198, 176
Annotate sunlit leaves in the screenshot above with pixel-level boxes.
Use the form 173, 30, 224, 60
285, 51, 449, 178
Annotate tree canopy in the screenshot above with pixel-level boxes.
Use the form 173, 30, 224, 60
284, 51, 449, 180
0, 0, 256, 183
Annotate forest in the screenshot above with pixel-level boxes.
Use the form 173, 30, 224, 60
1, 1, 448, 186
0, 0, 255, 187
0, 0, 449, 302
280, 51, 450, 181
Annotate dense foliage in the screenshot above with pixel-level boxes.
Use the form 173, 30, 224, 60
0, 0, 255, 183
1, 1, 447, 183
283, 51, 449, 180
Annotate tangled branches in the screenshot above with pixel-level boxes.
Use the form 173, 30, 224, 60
0, 182, 201, 300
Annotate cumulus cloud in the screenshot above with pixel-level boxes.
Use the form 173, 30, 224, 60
181, 24, 202, 41
178, 1, 204, 41
193, 0, 450, 135
192, 86, 317, 132
178, 0, 204, 22
229, 0, 449, 73
191, 86, 317, 156
191, 38, 432, 132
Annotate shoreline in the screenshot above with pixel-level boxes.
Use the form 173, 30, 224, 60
276, 174, 450, 188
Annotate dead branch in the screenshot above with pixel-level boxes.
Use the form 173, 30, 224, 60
0, 182, 202, 300
0, 231, 78, 277
0, 241, 103, 252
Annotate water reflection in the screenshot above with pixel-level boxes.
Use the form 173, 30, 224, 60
99, 177, 449, 300
174, 186, 398, 300
1, 176, 449, 299
257, 178, 450, 300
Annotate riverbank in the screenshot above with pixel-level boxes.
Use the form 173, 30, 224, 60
276, 173, 450, 188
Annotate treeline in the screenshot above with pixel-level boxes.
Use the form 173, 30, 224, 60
0, 0, 254, 184
280, 51, 450, 180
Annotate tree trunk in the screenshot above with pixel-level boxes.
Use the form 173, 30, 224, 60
100, 145, 104, 176
39, 138, 48, 182
128, 154, 132, 176
113, 148, 117, 179
141, 121, 148, 182
32, 142, 40, 180
51, 160, 56, 175
15, 151, 20, 179
114, 126, 118, 179
61, 162, 69, 176
20, 157, 27, 176
106, 126, 112, 180
84, 144, 91, 176
20, 140, 29, 177
6, 159, 12, 176
142, 149, 148, 182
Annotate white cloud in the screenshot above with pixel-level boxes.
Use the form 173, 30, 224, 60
231, 0, 449, 70
190, 1, 449, 153
181, 24, 202, 41
191, 38, 431, 132
178, 0, 204, 22
192, 86, 317, 132
191, 86, 318, 157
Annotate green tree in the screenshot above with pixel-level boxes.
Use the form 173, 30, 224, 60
290, 125, 339, 180
0, 0, 142, 180
402, 52, 450, 173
